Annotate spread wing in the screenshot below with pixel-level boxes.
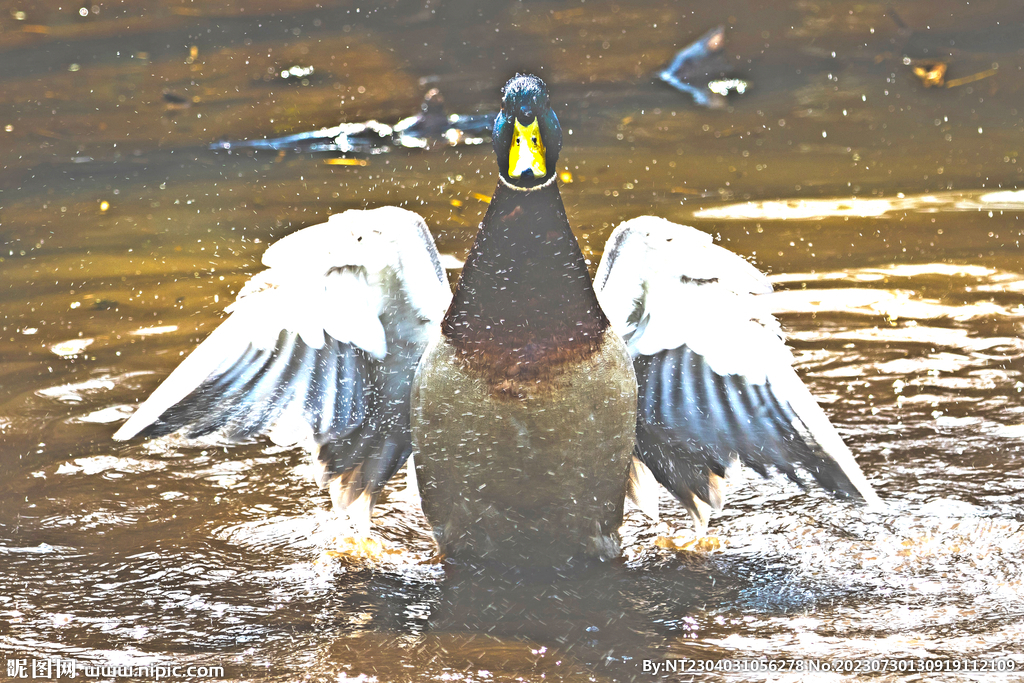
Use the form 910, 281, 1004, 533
114, 207, 452, 515
595, 216, 881, 532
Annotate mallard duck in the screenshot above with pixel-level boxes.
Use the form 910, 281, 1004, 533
116, 74, 880, 565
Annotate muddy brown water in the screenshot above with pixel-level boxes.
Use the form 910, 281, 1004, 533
1, 1, 1023, 681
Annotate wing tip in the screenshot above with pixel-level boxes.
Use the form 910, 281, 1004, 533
820, 448, 884, 511
851, 479, 885, 511
112, 415, 142, 441
111, 396, 171, 441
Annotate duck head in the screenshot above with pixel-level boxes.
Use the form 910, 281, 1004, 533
492, 74, 563, 190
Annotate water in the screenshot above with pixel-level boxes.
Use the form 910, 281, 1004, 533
2, 1, 1023, 681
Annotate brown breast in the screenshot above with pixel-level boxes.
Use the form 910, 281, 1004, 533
441, 181, 609, 395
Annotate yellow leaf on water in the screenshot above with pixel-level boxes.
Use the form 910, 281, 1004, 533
323, 158, 368, 166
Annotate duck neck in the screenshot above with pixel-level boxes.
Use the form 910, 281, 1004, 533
442, 180, 609, 379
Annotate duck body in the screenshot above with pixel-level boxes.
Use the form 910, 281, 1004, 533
413, 180, 637, 564
116, 74, 881, 568
413, 329, 636, 563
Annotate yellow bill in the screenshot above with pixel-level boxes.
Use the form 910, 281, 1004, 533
509, 118, 546, 179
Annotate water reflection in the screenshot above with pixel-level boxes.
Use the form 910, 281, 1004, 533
696, 191, 1024, 221
209, 89, 495, 155
2, 0, 1024, 679
657, 26, 751, 109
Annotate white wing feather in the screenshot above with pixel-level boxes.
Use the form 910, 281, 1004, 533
595, 216, 881, 513
595, 216, 783, 378
114, 207, 451, 445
